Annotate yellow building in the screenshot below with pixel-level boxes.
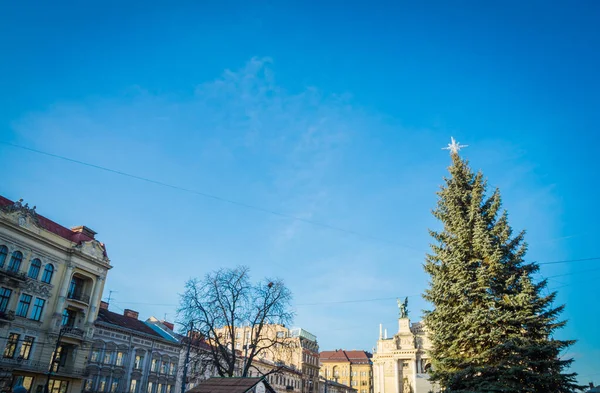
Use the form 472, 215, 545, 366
216, 325, 320, 393
0, 196, 111, 393
319, 350, 372, 393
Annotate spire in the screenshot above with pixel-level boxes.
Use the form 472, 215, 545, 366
379, 323, 383, 339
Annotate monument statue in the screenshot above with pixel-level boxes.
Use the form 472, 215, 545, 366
397, 297, 409, 318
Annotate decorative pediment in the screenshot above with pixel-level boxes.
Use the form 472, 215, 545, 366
21, 280, 53, 298
0, 199, 42, 231
74, 240, 107, 261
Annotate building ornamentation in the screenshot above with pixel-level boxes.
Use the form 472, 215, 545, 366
74, 240, 108, 261
372, 308, 437, 393
21, 280, 53, 298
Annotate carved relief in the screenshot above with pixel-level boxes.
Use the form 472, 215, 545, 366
22, 280, 53, 298
1, 200, 42, 230
74, 240, 108, 261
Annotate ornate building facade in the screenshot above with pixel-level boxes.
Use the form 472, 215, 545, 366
84, 303, 180, 393
0, 196, 111, 393
372, 301, 437, 393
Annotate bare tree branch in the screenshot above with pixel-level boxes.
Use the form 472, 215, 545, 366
177, 266, 294, 378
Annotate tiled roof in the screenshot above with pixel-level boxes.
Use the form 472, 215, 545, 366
0, 195, 96, 243
320, 350, 372, 364
186, 377, 275, 393
96, 308, 163, 338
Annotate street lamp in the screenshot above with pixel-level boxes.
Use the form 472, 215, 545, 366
44, 326, 73, 393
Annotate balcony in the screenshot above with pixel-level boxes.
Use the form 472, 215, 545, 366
62, 327, 85, 339
0, 310, 15, 321
0, 358, 48, 373
0, 268, 27, 282
67, 292, 90, 304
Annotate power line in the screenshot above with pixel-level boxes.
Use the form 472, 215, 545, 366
0, 141, 421, 251
538, 257, 600, 265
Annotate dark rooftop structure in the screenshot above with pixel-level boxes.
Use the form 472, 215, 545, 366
186, 377, 276, 393
96, 307, 163, 338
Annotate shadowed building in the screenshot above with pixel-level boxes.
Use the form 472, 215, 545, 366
84, 303, 180, 393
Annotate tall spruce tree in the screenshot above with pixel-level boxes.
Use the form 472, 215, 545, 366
423, 149, 581, 393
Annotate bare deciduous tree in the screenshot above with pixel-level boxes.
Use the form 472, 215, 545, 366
178, 266, 294, 378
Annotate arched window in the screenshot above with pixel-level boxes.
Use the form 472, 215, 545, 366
0, 246, 7, 268
28, 259, 41, 279
41, 264, 54, 284
8, 251, 22, 272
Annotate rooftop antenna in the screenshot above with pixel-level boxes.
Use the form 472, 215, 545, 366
106, 290, 117, 304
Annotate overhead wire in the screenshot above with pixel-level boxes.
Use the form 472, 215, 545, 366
0, 141, 421, 251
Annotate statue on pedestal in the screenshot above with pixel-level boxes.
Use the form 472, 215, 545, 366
397, 297, 409, 318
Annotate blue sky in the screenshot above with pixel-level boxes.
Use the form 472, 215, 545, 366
1, 0, 599, 383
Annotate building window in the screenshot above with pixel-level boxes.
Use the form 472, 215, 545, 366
31, 298, 45, 321
157, 384, 163, 393
16, 294, 32, 317
276, 331, 285, 338
0, 287, 12, 313
3, 333, 19, 358
151, 358, 158, 372
116, 351, 124, 366
48, 379, 69, 393
28, 259, 41, 279
104, 351, 112, 364
351, 381, 357, 386
169, 362, 175, 375
62, 309, 76, 327
68, 277, 85, 300
111, 378, 119, 393
91, 348, 101, 362
41, 264, 54, 283
85, 379, 93, 391
19, 336, 34, 359
98, 377, 107, 392
130, 380, 138, 393
161, 361, 167, 374
134, 355, 144, 369
148, 382, 154, 393
0, 245, 7, 267
8, 251, 22, 272
166, 386, 172, 393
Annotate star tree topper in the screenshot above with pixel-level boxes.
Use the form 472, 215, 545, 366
442, 137, 468, 155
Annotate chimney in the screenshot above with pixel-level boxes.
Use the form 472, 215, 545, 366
100, 301, 109, 310
379, 323, 382, 339
71, 226, 97, 239
384, 329, 388, 339
162, 320, 175, 331
124, 309, 139, 319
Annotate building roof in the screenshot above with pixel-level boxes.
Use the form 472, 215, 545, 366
96, 308, 164, 339
186, 377, 275, 393
145, 317, 181, 343
320, 350, 372, 364
0, 195, 96, 243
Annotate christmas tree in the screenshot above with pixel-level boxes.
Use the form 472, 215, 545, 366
423, 139, 581, 393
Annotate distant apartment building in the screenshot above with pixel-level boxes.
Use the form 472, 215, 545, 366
0, 196, 111, 393
319, 350, 373, 393
85, 303, 180, 393
214, 325, 320, 393
144, 318, 216, 393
